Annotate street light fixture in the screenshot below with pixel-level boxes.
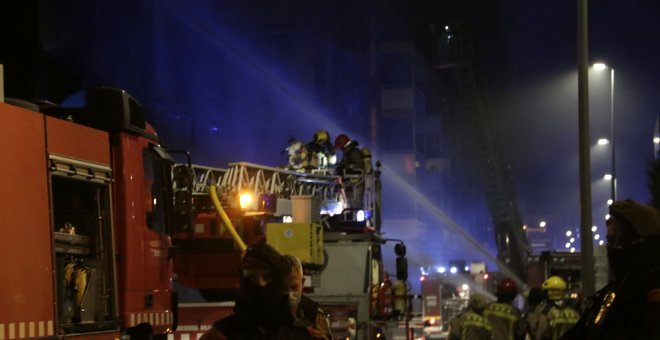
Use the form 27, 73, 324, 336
592, 63, 616, 201
593, 63, 607, 71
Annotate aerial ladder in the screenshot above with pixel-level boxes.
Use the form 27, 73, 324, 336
171, 159, 409, 340
219, 162, 343, 205
171, 160, 380, 291
433, 24, 530, 281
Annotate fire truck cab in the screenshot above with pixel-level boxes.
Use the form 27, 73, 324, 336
0, 88, 179, 339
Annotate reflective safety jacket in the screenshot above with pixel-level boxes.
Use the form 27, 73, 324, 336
448, 311, 493, 340
546, 305, 579, 340
484, 302, 525, 340
530, 303, 579, 340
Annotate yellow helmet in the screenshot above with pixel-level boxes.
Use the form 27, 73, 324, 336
314, 130, 330, 143
542, 276, 567, 300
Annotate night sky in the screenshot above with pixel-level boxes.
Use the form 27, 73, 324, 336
489, 0, 660, 250
3, 0, 660, 282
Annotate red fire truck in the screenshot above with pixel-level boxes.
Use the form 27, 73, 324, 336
0, 89, 179, 339
1, 87, 410, 340
168, 160, 414, 340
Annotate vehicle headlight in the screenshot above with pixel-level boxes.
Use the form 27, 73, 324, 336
356, 209, 365, 222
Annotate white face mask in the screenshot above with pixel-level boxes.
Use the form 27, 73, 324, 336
289, 291, 302, 308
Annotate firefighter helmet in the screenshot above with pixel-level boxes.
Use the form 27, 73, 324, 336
314, 130, 330, 143
334, 134, 350, 150
468, 293, 490, 311
497, 278, 518, 296
542, 276, 567, 300
607, 200, 660, 280
607, 199, 660, 248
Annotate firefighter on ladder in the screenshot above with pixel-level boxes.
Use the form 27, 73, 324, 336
334, 134, 370, 209
285, 138, 310, 170
306, 130, 336, 169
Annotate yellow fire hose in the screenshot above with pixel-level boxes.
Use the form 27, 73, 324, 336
210, 184, 247, 253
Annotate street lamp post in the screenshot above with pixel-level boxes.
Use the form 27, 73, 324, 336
578, 0, 595, 296
609, 67, 616, 201
593, 63, 616, 202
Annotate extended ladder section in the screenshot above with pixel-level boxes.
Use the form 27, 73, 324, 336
181, 161, 380, 230
220, 162, 341, 203
190, 164, 228, 195
452, 64, 530, 279
184, 162, 342, 215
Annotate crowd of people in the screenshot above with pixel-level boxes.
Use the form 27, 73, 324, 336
447, 199, 660, 340
285, 130, 372, 209
197, 198, 660, 340
447, 275, 577, 340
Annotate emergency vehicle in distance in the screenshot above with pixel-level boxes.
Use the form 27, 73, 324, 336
1, 88, 411, 340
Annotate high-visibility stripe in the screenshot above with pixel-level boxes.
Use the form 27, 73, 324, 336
0, 320, 54, 339
485, 309, 517, 322
129, 311, 176, 327
167, 332, 211, 340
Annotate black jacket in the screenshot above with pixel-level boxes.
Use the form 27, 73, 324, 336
212, 312, 314, 340
561, 237, 660, 340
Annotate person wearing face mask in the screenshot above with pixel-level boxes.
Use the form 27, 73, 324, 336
527, 276, 579, 340
201, 243, 313, 340
561, 200, 660, 339
284, 255, 333, 340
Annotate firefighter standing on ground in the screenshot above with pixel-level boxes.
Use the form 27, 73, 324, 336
526, 276, 579, 340
485, 278, 526, 340
201, 243, 315, 340
448, 293, 493, 340
283, 255, 333, 340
